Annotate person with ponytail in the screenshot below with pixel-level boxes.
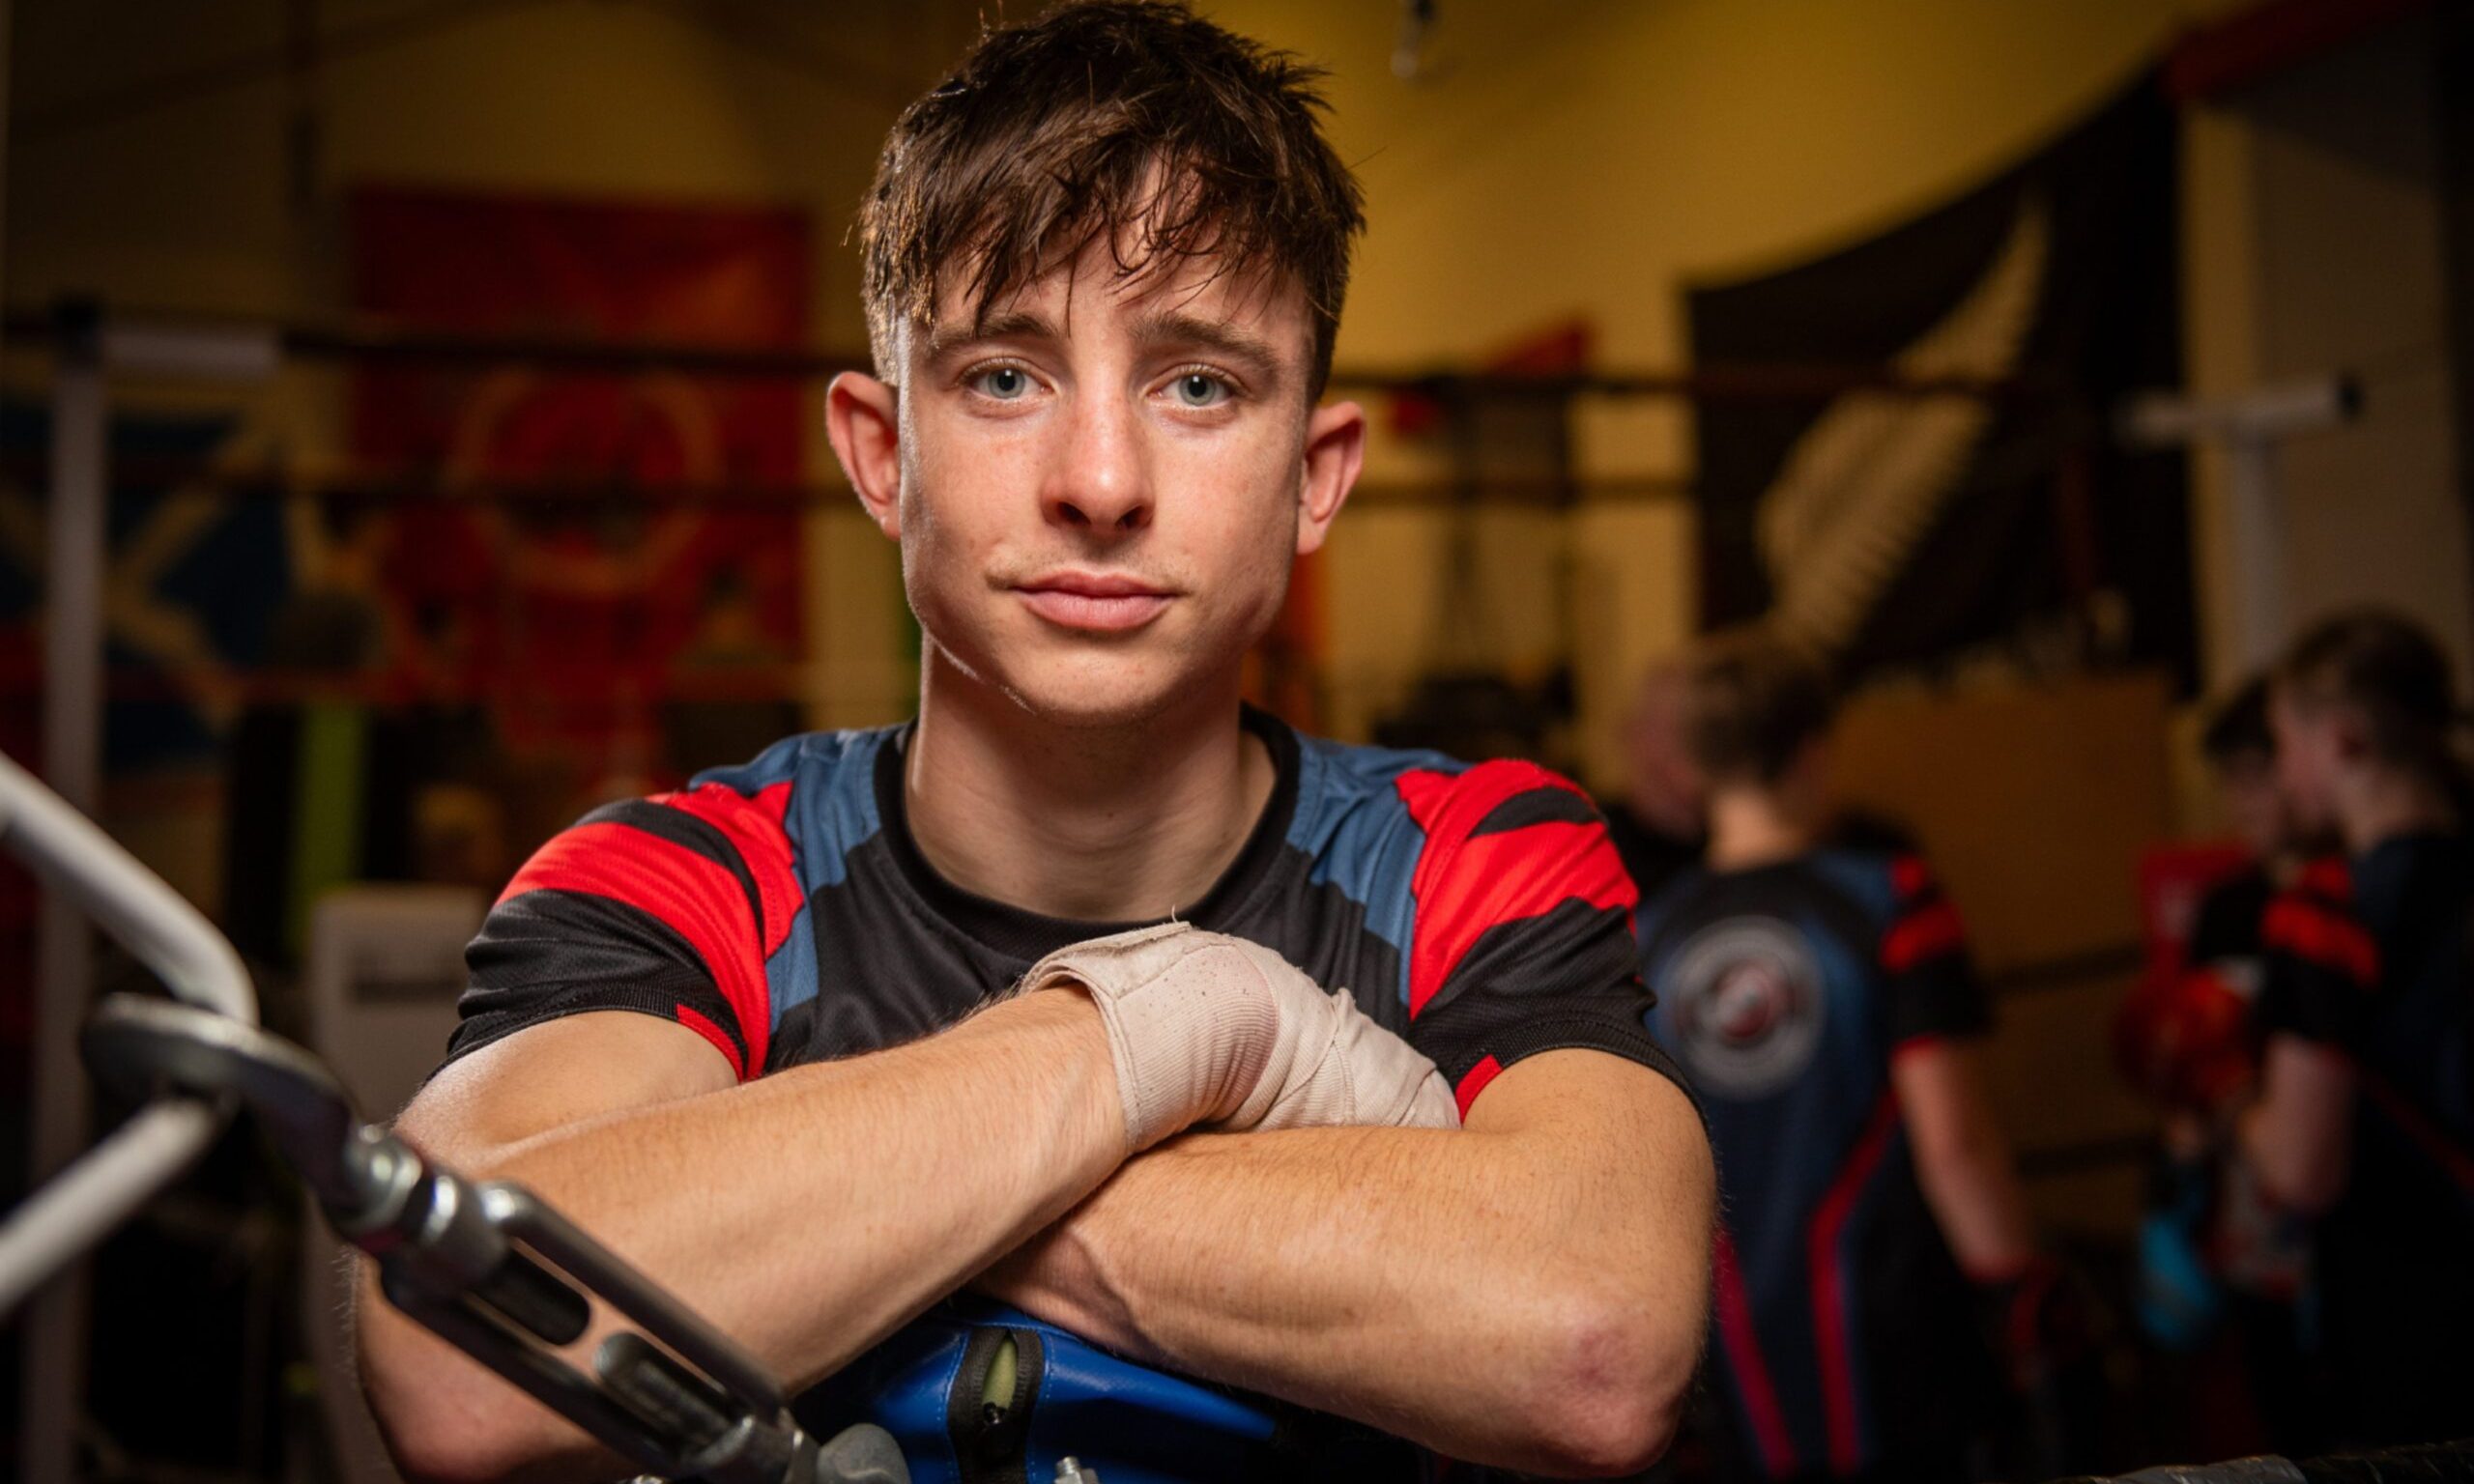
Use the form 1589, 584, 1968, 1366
2240, 608, 2474, 1447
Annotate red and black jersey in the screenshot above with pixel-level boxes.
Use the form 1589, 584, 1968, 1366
2254, 835, 2474, 1445
444, 706, 1688, 1477
1638, 850, 1992, 1484
451, 705, 1679, 1108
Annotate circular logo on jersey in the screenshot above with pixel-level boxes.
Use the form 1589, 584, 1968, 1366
1666, 918, 1826, 1098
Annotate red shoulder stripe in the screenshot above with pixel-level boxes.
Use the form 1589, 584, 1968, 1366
2261, 896, 2378, 985
2296, 855, 2352, 901
674, 1003, 746, 1080
1453, 1055, 1503, 1121
1882, 899, 1967, 973
653, 780, 799, 958
500, 820, 770, 1076
1396, 765, 1635, 1017
1890, 853, 1934, 899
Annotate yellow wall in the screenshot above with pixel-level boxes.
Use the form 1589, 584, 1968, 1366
1202, 0, 2217, 786
7, 0, 986, 731
2179, 9, 2472, 700
13, 0, 2462, 795
22, 0, 2460, 1233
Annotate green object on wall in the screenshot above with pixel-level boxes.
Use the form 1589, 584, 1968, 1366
285, 701, 366, 958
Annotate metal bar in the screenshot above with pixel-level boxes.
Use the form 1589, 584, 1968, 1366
0, 1100, 225, 1318
2013, 1133, 2156, 1182
383, 1284, 685, 1478
101, 321, 281, 383
0, 308, 2059, 402
0, 459, 1703, 510
24, 299, 107, 1484
1982, 941, 2148, 997
0, 457, 1708, 510
0, 751, 258, 1023
2228, 436, 2287, 671
487, 1185, 785, 1414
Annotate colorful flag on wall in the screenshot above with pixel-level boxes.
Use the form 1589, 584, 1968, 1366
1687, 78, 2193, 689
349, 186, 812, 789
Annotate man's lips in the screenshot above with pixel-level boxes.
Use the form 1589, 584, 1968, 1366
1013, 573, 1175, 633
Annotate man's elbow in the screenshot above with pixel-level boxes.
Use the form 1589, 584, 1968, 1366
1523, 1286, 1698, 1478
373, 1412, 540, 1484
2254, 1143, 2345, 1216
361, 1369, 537, 1484
359, 1311, 589, 1484
2240, 1106, 2347, 1216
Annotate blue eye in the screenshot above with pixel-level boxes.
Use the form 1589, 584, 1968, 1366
973, 365, 1031, 399
1172, 371, 1230, 408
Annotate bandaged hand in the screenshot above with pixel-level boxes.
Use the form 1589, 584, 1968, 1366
1018, 923, 1459, 1154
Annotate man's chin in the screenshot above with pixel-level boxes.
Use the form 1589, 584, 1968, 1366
992, 655, 1223, 731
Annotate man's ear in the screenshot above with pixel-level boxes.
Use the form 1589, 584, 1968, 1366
825, 370, 903, 540
1296, 399, 1365, 558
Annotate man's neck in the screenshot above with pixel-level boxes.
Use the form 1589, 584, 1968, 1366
1704, 787, 1817, 871
2340, 769, 2458, 857
902, 650, 1275, 922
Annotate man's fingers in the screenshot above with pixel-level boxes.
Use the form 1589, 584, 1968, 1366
1021, 924, 1461, 1150
1229, 984, 1458, 1133
1019, 925, 1280, 1154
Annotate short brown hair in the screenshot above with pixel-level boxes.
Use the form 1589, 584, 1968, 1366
2201, 675, 2274, 766
2277, 608, 2460, 779
1682, 632, 1838, 785
858, 1, 1366, 395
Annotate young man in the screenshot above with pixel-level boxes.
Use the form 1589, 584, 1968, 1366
2117, 680, 2312, 1141
354, 5, 1714, 1481
1635, 635, 2047, 1484
2241, 609, 2474, 1447
2114, 678, 2320, 1455
1606, 657, 1710, 904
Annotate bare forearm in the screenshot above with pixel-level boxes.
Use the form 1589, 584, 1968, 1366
362, 992, 1119, 1481
486, 995, 1114, 1376
1893, 1042, 2035, 1277
2238, 1036, 2356, 1213
983, 1056, 1712, 1475
1912, 1128, 2036, 1277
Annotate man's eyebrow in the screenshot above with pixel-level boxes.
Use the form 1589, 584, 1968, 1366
921, 310, 1061, 362
1134, 311, 1288, 384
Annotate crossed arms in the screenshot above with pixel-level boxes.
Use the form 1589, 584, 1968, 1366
358, 990, 1713, 1483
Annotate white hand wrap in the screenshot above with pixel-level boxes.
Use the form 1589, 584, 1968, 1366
1018, 923, 1459, 1153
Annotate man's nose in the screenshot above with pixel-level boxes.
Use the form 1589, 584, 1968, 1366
1041, 392, 1153, 535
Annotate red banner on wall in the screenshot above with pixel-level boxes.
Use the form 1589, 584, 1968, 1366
349, 186, 810, 772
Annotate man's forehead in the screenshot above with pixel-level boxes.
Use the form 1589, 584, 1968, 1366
910, 239, 1308, 360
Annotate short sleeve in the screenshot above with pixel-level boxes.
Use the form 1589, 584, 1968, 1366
2253, 861, 2379, 1049
445, 782, 799, 1080
2186, 870, 2271, 969
1392, 760, 1693, 1119
1879, 854, 1993, 1047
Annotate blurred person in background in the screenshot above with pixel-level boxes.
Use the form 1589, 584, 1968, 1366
1638, 632, 2074, 1484
2114, 677, 2323, 1457
2240, 608, 2474, 1448
1609, 655, 1710, 900
1605, 655, 1916, 906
